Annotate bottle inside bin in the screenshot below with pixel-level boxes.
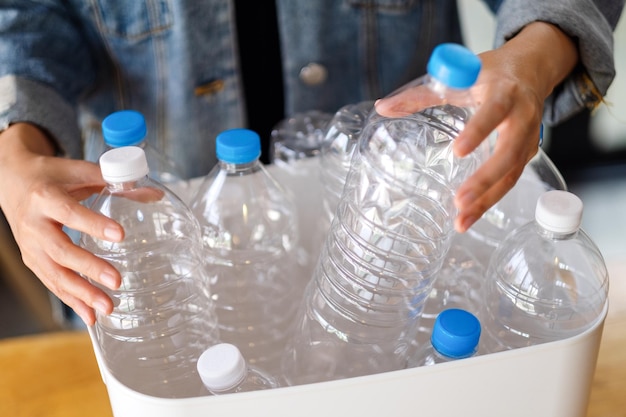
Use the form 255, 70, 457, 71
197, 343, 280, 395
190, 128, 301, 374
281, 43, 490, 386
270, 110, 333, 280
80, 146, 219, 398
319, 100, 374, 223
482, 190, 609, 352
409, 309, 481, 367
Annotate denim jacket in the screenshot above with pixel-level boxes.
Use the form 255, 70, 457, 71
0, 0, 621, 178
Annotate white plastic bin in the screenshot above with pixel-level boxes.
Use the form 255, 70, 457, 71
88, 160, 607, 417
88, 311, 605, 417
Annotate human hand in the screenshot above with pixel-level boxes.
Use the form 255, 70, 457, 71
375, 22, 578, 232
0, 123, 124, 325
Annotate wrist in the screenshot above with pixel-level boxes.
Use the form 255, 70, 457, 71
503, 21, 578, 100
0, 123, 57, 157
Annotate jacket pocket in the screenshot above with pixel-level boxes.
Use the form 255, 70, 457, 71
92, 0, 173, 41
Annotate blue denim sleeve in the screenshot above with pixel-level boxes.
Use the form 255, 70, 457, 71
0, 1, 96, 157
493, 0, 625, 125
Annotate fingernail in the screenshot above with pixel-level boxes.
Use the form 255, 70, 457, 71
100, 270, 119, 289
461, 215, 478, 232
104, 226, 123, 241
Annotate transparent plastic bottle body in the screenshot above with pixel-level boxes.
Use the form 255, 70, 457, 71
80, 146, 219, 398
270, 110, 333, 166
319, 101, 374, 223
282, 44, 490, 386
482, 190, 609, 353
269, 110, 333, 281
197, 343, 280, 395
190, 129, 300, 374
409, 309, 481, 367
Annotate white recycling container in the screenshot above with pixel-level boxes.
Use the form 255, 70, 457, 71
88, 161, 608, 417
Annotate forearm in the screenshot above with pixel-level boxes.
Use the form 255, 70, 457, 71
493, 0, 622, 123
497, 21, 578, 102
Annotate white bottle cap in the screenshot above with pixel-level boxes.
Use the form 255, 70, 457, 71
535, 190, 583, 233
99, 146, 149, 183
197, 343, 247, 391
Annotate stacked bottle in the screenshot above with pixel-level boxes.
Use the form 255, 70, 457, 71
190, 128, 301, 374
101, 110, 191, 201
281, 43, 490, 386
270, 110, 333, 278
80, 146, 219, 398
318, 101, 374, 223
482, 190, 609, 352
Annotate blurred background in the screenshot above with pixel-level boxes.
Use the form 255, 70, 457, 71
1, 0, 625, 338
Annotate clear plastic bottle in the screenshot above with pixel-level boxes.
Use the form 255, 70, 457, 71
190, 128, 300, 374
197, 343, 280, 395
269, 110, 333, 280
409, 309, 481, 367
482, 190, 609, 352
101, 110, 191, 201
270, 110, 332, 167
282, 43, 490, 386
319, 100, 374, 223
79, 146, 219, 398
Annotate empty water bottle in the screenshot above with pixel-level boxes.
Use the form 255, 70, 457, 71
319, 101, 374, 222
270, 110, 332, 167
270, 110, 333, 278
409, 309, 481, 367
482, 190, 609, 352
101, 110, 191, 201
197, 343, 280, 395
190, 128, 301, 373
282, 43, 490, 385
80, 146, 219, 398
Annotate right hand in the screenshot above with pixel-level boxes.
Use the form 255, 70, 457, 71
0, 123, 124, 325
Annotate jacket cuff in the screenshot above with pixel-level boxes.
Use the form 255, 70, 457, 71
0, 75, 82, 158
494, 0, 616, 124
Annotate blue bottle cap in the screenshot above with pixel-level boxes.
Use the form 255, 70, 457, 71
102, 110, 147, 147
216, 128, 262, 164
426, 43, 482, 89
431, 308, 481, 359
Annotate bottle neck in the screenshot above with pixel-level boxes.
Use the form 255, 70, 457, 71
106, 176, 149, 192
536, 222, 579, 240
218, 158, 262, 175
105, 139, 146, 151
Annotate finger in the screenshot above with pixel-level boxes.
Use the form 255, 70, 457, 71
453, 87, 513, 157
374, 84, 446, 117
29, 184, 124, 242
21, 245, 114, 326
454, 164, 525, 233
40, 222, 121, 290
